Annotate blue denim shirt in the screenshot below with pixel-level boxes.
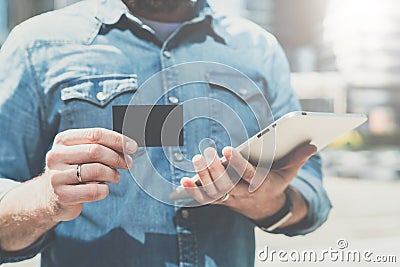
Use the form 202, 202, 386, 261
0, 0, 332, 266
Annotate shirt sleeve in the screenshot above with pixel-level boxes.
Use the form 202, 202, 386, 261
0, 26, 54, 263
260, 35, 332, 236
0, 232, 55, 264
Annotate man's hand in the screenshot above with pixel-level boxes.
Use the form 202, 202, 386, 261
181, 144, 317, 226
0, 128, 137, 251
44, 128, 137, 222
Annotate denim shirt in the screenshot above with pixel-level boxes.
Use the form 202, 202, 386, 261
0, 0, 332, 266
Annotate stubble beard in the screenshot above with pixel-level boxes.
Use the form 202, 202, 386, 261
123, 0, 188, 13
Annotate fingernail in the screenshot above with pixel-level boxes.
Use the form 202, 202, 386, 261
126, 155, 133, 168
125, 141, 137, 154
222, 147, 233, 160
204, 147, 215, 158
180, 177, 191, 185
192, 154, 202, 164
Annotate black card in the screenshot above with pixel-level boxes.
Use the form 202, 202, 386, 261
113, 105, 184, 147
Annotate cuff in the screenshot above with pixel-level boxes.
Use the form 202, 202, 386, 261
0, 231, 55, 264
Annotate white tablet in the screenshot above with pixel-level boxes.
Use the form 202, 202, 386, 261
169, 111, 367, 200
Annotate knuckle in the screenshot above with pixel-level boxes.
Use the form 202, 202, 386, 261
57, 190, 69, 204
54, 129, 74, 145
49, 170, 62, 184
243, 165, 255, 179
54, 132, 64, 144
87, 164, 101, 179
243, 173, 254, 182
113, 170, 121, 183
87, 128, 103, 143
53, 185, 65, 200
114, 155, 124, 168
45, 150, 58, 167
204, 186, 218, 198
86, 186, 100, 201
218, 182, 233, 193
207, 164, 220, 174
87, 144, 102, 160
113, 134, 122, 149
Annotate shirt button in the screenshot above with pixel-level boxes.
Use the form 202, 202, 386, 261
239, 88, 248, 96
96, 92, 106, 101
181, 209, 190, 219
163, 51, 172, 58
174, 152, 184, 162
168, 96, 179, 104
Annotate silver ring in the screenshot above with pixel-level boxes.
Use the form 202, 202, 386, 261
76, 164, 83, 184
218, 193, 230, 202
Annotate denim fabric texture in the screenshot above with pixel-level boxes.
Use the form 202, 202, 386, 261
0, 0, 332, 266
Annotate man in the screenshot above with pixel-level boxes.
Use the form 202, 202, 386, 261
0, 0, 331, 266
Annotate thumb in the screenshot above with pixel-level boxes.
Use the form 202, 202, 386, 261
273, 143, 317, 172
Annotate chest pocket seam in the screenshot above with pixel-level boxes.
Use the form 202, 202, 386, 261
205, 72, 267, 103
60, 74, 138, 107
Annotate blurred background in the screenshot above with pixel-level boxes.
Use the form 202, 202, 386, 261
1, 0, 399, 266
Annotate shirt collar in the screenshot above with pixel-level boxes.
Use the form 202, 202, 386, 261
95, 0, 214, 26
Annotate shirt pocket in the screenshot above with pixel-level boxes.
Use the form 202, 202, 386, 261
59, 74, 138, 130
205, 71, 273, 147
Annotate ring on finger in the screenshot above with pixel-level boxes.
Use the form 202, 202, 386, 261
76, 164, 84, 184
218, 192, 230, 202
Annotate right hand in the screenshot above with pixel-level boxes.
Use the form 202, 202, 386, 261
43, 128, 137, 222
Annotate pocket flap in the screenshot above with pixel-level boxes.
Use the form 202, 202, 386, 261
205, 71, 265, 102
61, 74, 138, 106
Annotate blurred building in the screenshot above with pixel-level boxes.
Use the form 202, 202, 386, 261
7, 0, 54, 30
0, 0, 80, 45
0, 0, 7, 43
325, 0, 400, 140
244, 0, 336, 72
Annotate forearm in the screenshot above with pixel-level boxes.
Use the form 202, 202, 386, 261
0, 175, 58, 252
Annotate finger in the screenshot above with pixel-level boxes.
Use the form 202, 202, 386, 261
55, 183, 109, 204
192, 154, 219, 197
222, 147, 256, 184
181, 177, 213, 204
273, 144, 317, 171
53, 163, 121, 185
270, 144, 317, 185
50, 144, 133, 170
204, 148, 235, 193
54, 128, 137, 154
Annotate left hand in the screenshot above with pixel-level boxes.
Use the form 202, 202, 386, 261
181, 144, 317, 221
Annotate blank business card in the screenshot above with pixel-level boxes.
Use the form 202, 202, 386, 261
113, 105, 184, 147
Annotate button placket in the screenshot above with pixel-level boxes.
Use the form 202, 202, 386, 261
159, 46, 197, 267
163, 50, 172, 58
168, 96, 179, 104
239, 88, 248, 97
181, 209, 190, 219
174, 152, 185, 162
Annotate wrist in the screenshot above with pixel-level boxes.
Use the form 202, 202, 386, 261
1, 174, 61, 223
278, 186, 308, 229
0, 175, 60, 252
251, 191, 286, 222
39, 173, 65, 223
253, 189, 293, 231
